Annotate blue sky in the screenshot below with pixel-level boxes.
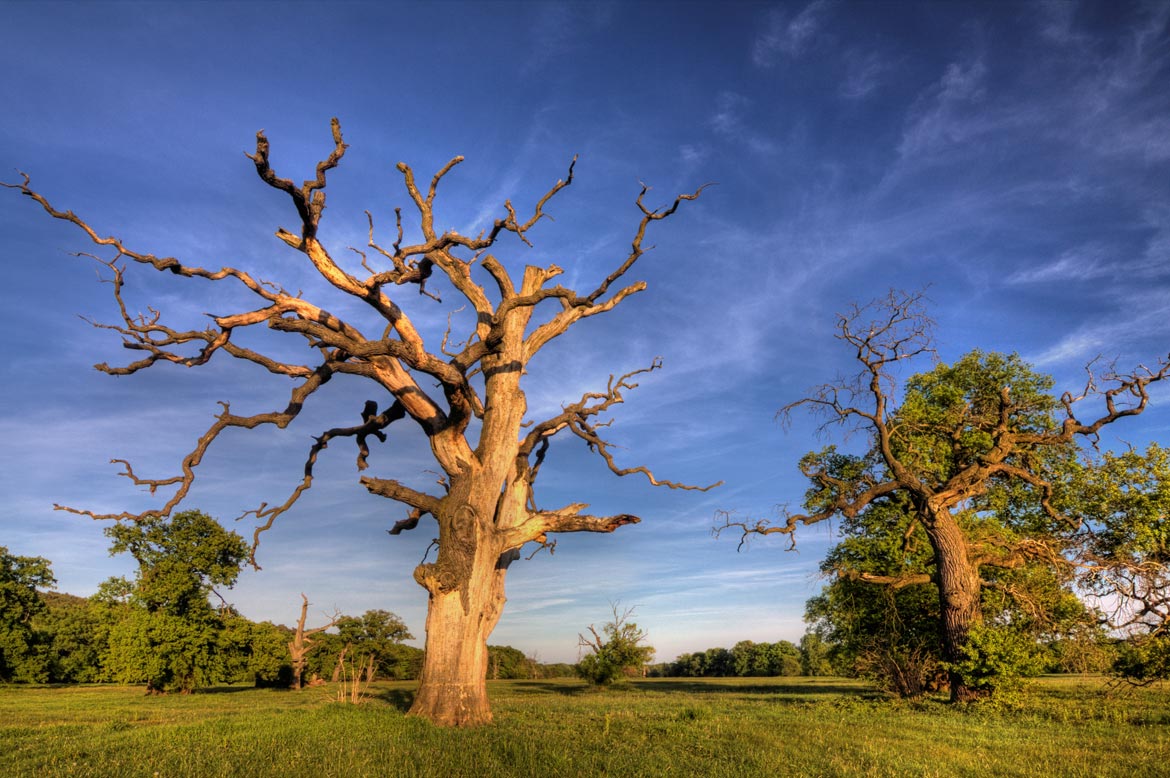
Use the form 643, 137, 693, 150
2, 0, 1168, 663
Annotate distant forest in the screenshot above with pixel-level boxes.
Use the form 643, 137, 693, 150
2, 585, 1119, 690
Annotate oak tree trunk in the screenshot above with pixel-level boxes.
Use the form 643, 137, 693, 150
926, 510, 984, 703
408, 498, 513, 726
406, 310, 532, 726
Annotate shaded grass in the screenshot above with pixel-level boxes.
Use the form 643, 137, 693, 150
1, 676, 1166, 777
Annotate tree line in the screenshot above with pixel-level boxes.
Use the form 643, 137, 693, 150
0, 513, 556, 689
650, 639, 815, 678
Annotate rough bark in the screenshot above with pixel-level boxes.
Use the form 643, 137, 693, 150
3, 121, 719, 726
924, 509, 983, 703
409, 544, 509, 725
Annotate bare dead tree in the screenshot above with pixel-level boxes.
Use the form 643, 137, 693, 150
716, 289, 1169, 702
288, 594, 342, 691
331, 644, 349, 685
4, 119, 719, 726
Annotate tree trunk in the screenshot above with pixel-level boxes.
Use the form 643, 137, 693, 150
289, 641, 305, 690
364, 654, 376, 684
331, 643, 349, 683
409, 556, 512, 725
407, 325, 531, 726
925, 510, 984, 703
408, 482, 517, 726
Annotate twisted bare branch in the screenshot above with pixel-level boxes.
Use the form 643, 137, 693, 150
520, 360, 722, 493
9, 122, 716, 579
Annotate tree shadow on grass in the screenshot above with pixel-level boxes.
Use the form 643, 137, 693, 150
197, 686, 276, 695
508, 682, 590, 697
631, 680, 875, 697
502, 679, 877, 701
375, 687, 416, 712
505, 678, 884, 703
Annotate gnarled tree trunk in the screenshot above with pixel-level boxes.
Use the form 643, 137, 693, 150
407, 373, 526, 725
925, 510, 984, 703
409, 528, 512, 726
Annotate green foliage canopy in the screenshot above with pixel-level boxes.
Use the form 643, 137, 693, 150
1070, 443, 1170, 683
0, 546, 55, 682
576, 606, 654, 686
102, 510, 249, 692
335, 609, 415, 681
798, 350, 1100, 697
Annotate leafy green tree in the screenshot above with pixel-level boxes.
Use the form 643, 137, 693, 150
36, 592, 108, 683
0, 547, 55, 682
799, 633, 833, 677
1071, 443, 1170, 684
335, 609, 414, 682
803, 494, 947, 694
102, 510, 249, 693
1043, 624, 1114, 675
770, 641, 804, 677
488, 645, 534, 679
662, 641, 802, 677
1112, 635, 1170, 686
731, 641, 768, 676
805, 490, 1095, 696
945, 623, 1046, 699
380, 643, 425, 681
719, 291, 1167, 701
220, 613, 292, 687
701, 647, 734, 677
576, 604, 654, 685
668, 651, 707, 677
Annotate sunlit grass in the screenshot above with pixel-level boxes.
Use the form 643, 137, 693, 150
1, 676, 1166, 777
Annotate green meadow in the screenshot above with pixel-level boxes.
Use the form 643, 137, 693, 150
2, 676, 1167, 777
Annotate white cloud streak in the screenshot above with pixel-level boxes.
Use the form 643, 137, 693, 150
753, 0, 833, 66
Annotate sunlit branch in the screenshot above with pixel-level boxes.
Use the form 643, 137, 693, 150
520, 360, 722, 493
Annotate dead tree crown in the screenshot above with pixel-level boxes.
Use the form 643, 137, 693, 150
4, 118, 720, 567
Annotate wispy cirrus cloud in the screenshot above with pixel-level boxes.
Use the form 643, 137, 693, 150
752, 0, 833, 66
710, 91, 750, 136
898, 56, 989, 157
678, 144, 706, 165
523, 1, 617, 74
1006, 244, 1113, 285
1031, 2, 1170, 161
1036, 0, 1088, 47
840, 49, 890, 100
1028, 288, 1170, 369
708, 91, 777, 155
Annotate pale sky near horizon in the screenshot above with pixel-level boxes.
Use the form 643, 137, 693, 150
2, 0, 1169, 663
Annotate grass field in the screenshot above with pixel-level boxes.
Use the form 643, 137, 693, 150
2, 676, 1167, 777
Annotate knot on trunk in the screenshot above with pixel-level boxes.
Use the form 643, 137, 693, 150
430, 504, 480, 612
413, 562, 464, 597
413, 562, 442, 593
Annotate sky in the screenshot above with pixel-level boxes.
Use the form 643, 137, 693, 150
1, 0, 1168, 664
